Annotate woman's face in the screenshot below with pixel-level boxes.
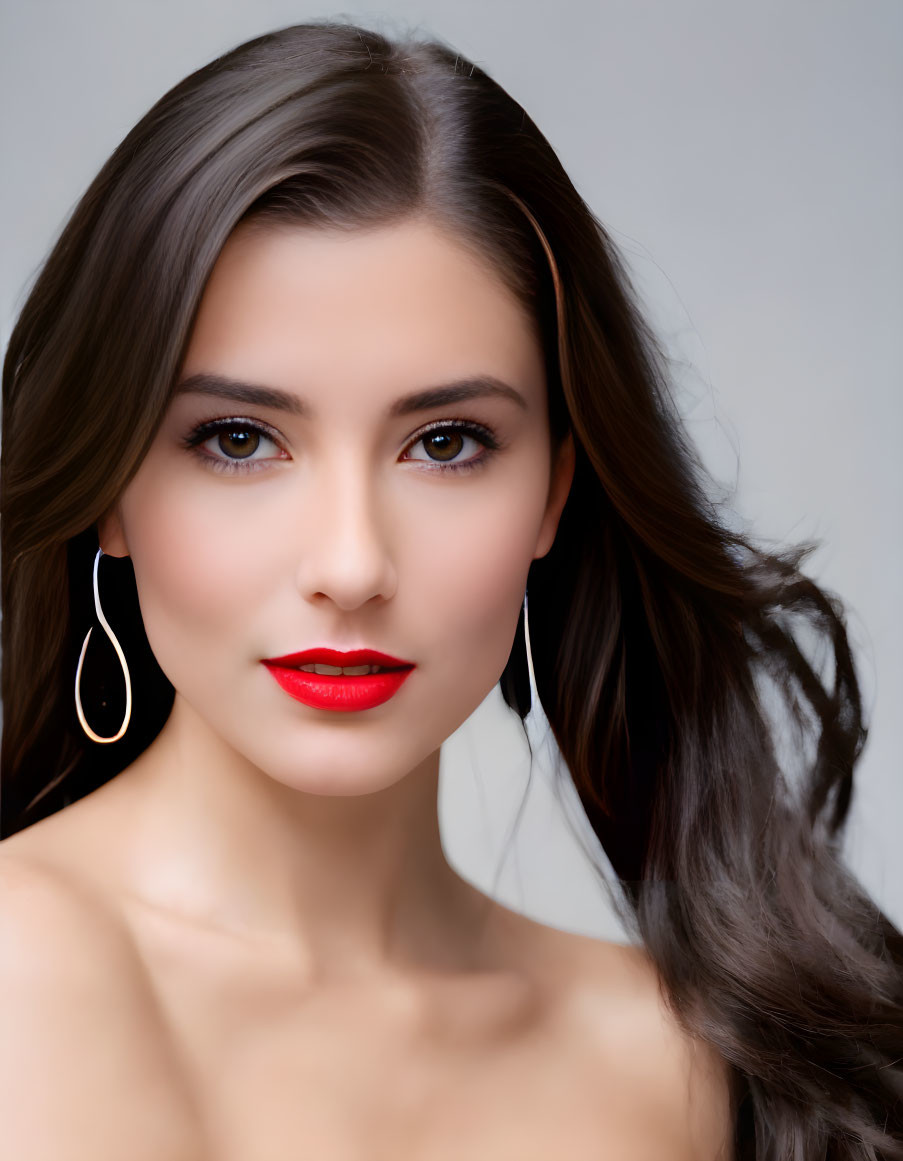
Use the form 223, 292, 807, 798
101, 217, 574, 795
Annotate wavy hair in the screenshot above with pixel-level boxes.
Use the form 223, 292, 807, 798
2, 20, 901, 1158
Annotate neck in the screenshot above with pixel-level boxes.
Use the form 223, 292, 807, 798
96, 694, 497, 984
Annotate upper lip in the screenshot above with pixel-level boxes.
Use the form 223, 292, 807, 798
262, 648, 414, 669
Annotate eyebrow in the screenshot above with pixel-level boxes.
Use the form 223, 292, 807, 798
173, 372, 529, 419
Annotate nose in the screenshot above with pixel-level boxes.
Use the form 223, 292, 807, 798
294, 459, 398, 611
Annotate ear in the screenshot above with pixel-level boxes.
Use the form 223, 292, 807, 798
96, 504, 130, 558
533, 429, 576, 560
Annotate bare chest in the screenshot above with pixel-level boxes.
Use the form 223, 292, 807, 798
126, 924, 675, 1161
152, 1002, 672, 1161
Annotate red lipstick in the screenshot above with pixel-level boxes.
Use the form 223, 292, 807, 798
261, 648, 415, 712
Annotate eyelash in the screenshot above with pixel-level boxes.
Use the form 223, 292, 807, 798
180, 416, 503, 476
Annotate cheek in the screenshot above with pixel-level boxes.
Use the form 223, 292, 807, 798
439, 514, 531, 632
407, 475, 546, 684
118, 470, 263, 661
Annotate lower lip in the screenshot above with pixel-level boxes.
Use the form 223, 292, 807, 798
261, 663, 415, 712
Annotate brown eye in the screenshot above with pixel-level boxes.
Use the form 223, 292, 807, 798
423, 430, 464, 462
183, 417, 285, 473
217, 428, 260, 459
402, 420, 499, 473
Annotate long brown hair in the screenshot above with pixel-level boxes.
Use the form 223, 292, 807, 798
2, 20, 901, 1158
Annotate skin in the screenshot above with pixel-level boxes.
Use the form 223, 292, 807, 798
95, 214, 574, 976
0, 217, 735, 1159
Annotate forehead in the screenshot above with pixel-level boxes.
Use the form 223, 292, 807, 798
180, 217, 544, 411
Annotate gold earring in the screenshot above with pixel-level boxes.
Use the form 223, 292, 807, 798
74, 548, 132, 743
523, 586, 538, 706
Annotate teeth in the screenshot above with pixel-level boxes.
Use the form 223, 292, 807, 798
297, 663, 386, 675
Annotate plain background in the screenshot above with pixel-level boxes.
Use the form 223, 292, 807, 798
1, 0, 900, 938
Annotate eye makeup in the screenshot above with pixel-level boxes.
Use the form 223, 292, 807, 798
179, 415, 505, 476
179, 417, 286, 475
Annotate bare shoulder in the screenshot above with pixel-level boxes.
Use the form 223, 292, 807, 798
563, 933, 736, 1161
0, 813, 146, 992
0, 837, 130, 952
0, 844, 200, 1160
492, 909, 736, 1161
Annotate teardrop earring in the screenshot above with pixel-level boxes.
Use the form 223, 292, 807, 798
74, 547, 132, 743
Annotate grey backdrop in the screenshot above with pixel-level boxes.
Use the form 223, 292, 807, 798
1, 0, 900, 938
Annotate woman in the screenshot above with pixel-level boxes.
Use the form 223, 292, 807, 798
1, 19, 900, 1160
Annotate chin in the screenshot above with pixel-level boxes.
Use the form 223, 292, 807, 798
233, 734, 439, 798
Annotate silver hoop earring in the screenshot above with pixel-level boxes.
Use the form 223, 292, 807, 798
75, 548, 132, 743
